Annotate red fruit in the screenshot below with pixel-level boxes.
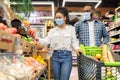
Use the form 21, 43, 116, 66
3, 25, 8, 30
0, 23, 8, 30
28, 29, 35, 36
5, 28, 17, 34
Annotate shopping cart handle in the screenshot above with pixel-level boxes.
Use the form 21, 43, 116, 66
79, 52, 82, 54
104, 62, 120, 67
76, 52, 82, 56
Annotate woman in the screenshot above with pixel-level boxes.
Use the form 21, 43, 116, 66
36, 7, 81, 80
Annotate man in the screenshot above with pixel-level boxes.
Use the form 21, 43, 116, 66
74, 3, 109, 47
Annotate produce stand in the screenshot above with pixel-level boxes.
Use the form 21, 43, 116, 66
44, 57, 51, 80
0, 30, 16, 52
0, 52, 47, 80
0, 30, 48, 80
37, 49, 51, 80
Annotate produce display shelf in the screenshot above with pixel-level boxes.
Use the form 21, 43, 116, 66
0, 30, 16, 52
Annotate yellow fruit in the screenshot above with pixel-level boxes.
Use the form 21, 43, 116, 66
106, 71, 111, 77
95, 53, 102, 59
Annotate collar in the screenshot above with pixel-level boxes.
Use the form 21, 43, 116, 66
83, 19, 99, 23
55, 25, 69, 30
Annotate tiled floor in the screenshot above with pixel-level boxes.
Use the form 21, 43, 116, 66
70, 66, 78, 80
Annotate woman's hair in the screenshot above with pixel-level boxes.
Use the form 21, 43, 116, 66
55, 7, 70, 24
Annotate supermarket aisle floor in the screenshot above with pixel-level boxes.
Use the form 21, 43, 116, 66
50, 66, 78, 80
70, 66, 78, 80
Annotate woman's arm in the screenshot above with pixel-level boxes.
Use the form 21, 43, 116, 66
35, 30, 52, 47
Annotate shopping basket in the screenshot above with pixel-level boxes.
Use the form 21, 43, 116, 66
80, 44, 102, 56
77, 54, 120, 80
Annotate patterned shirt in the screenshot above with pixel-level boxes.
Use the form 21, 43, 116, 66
74, 20, 109, 46
38, 25, 79, 51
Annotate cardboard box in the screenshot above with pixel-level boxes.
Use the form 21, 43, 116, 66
0, 30, 16, 52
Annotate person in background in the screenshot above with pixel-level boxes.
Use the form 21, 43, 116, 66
36, 7, 81, 80
92, 11, 102, 20
74, 3, 109, 47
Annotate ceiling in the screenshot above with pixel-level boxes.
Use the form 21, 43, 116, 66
32, 0, 120, 8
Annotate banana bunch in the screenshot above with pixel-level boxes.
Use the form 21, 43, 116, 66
32, 55, 47, 66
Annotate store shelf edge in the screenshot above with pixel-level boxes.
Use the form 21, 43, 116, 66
113, 50, 120, 52
109, 32, 120, 37
108, 25, 120, 32
109, 40, 120, 44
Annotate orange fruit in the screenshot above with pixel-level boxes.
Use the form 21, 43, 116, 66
95, 53, 102, 59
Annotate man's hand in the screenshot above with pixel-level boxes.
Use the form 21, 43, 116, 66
100, 44, 103, 48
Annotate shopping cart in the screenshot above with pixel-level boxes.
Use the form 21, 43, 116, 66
77, 54, 120, 80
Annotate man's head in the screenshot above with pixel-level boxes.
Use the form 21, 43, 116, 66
83, 3, 95, 13
82, 3, 95, 21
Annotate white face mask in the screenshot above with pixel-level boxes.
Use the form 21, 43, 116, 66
81, 12, 91, 21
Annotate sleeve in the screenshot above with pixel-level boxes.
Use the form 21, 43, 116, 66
74, 21, 80, 38
38, 29, 52, 46
71, 27, 80, 50
102, 23, 109, 44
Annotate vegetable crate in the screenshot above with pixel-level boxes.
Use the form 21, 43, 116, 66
77, 54, 120, 80
0, 30, 16, 52
80, 44, 102, 56
20, 39, 33, 54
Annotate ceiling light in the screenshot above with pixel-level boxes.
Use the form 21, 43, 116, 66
62, 0, 102, 9
69, 12, 83, 15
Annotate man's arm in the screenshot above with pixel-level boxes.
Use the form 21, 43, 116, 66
74, 21, 81, 38
102, 23, 109, 44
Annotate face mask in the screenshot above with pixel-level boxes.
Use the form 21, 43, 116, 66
82, 12, 91, 21
55, 18, 64, 25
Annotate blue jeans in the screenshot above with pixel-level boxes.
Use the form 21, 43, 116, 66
51, 50, 72, 80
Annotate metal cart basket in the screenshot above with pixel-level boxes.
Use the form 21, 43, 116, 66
77, 54, 120, 80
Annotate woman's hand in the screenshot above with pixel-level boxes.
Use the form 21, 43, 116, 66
35, 36, 39, 42
75, 49, 82, 56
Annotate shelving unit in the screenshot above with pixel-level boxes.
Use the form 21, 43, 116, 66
108, 6, 120, 63
108, 25, 120, 32
109, 40, 120, 44
113, 50, 120, 52
109, 24, 120, 52
109, 31, 120, 37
